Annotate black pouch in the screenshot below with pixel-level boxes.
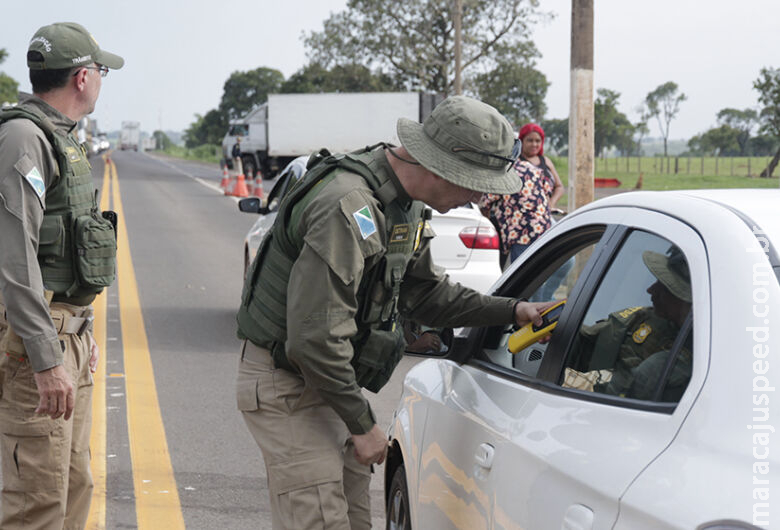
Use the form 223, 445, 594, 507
351, 326, 406, 393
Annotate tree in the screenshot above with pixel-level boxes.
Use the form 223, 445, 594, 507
541, 117, 568, 155
753, 67, 780, 177
717, 108, 757, 156
183, 109, 227, 148
152, 130, 173, 150
687, 125, 740, 156
471, 42, 549, 126
0, 48, 19, 104
633, 103, 652, 156
219, 67, 284, 120
750, 134, 780, 157
594, 88, 635, 157
303, 0, 545, 95
645, 81, 687, 157
281, 62, 399, 93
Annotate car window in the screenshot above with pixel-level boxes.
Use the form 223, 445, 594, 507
479, 234, 601, 378
560, 230, 693, 403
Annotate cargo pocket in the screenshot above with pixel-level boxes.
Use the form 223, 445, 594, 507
270, 454, 349, 530
1, 422, 63, 492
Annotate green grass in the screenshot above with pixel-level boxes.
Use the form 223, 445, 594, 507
548, 155, 780, 192
161, 144, 222, 165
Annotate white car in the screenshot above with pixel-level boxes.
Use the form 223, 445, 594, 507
239, 157, 501, 292
385, 189, 779, 530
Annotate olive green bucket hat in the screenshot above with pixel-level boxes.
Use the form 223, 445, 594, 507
642, 248, 692, 303
28, 22, 124, 70
397, 96, 521, 194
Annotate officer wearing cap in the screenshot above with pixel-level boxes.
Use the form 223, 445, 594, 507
236, 95, 556, 529
575, 246, 693, 398
0, 22, 122, 528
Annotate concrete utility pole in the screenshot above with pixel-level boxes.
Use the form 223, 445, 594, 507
453, 0, 463, 95
568, 0, 594, 212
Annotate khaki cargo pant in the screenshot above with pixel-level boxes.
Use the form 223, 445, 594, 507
237, 341, 372, 530
0, 303, 94, 530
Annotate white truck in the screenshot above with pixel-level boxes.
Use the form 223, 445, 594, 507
120, 121, 140, 151
222, 92, 441, 179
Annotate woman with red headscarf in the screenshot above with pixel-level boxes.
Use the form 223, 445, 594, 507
479, 122, 564, 265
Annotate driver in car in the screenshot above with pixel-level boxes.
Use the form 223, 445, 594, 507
564, 246, 693, 399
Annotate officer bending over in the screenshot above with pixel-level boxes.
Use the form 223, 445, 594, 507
235, 96, 555, 529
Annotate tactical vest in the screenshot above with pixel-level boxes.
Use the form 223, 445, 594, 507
0, 105, 117, 306
237, 147, 427, 392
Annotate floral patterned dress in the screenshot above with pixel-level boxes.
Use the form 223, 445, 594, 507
478, 159, 554, 254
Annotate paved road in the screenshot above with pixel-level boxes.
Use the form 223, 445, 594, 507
0, 151, 418, 529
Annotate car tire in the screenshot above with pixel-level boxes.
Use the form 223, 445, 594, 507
386, 466, 411, 530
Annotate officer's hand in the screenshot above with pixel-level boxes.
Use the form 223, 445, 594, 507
33, 365, 75, 420
514, 300, 560, 328
352, 425, 388, 466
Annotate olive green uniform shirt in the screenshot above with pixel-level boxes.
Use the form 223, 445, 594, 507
285, 149, 517, 433
580, 306, 690, 399
0, 93, 74, 372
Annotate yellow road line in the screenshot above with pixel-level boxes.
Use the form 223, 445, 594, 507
86, 157, 111, 529
110, 159, 185, 528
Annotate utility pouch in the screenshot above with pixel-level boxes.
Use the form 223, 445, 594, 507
38, 215, 66, 260
351, 326, 406, 393
73, 211, 117, 293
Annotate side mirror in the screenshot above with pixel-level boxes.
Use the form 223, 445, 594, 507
238, 197, 269, 215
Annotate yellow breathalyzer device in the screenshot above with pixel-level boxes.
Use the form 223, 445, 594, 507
508, 300, 566, 353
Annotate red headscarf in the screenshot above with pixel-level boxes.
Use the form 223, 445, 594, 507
518, 123, 545, 156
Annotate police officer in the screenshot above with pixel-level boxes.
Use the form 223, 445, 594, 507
0, 22, 122, 528
236, 95, 556, 529
576, 246, 693, 398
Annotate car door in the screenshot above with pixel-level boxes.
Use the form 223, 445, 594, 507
466, 206, 708, 529
411, 217, 612, 530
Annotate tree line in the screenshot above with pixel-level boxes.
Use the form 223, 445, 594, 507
575, 69, 780, 178
184, 0, 550, 148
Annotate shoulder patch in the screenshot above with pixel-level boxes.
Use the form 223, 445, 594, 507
618, 306, 643, 319
24, 166, 46, 198
352, 206, 377, 240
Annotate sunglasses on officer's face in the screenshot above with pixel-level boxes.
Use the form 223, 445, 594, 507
451, 138, 522, 172
73, 64, 109, 78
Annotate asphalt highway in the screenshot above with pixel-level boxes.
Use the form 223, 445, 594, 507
0, 150, 419, 529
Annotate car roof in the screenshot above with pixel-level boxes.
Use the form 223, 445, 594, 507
577, 189, 780, 244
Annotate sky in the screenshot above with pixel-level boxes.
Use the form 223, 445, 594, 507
1, 0, 778, 141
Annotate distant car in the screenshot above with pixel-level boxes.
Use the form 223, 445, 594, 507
385, 189, 779, 530
238, 156, 502, 292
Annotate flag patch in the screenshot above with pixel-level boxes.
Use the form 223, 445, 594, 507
24, 166, 46, 198
352, 206, 376, 239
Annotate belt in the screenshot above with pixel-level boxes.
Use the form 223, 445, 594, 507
0, 303, 94, 337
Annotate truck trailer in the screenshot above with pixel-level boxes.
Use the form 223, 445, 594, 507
222, 92, 441, 179
120, 121, 140, 151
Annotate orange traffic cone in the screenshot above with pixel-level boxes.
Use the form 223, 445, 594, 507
229, 173, 250, 198
253, 173, 264, 201
220, 166, 230, 191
